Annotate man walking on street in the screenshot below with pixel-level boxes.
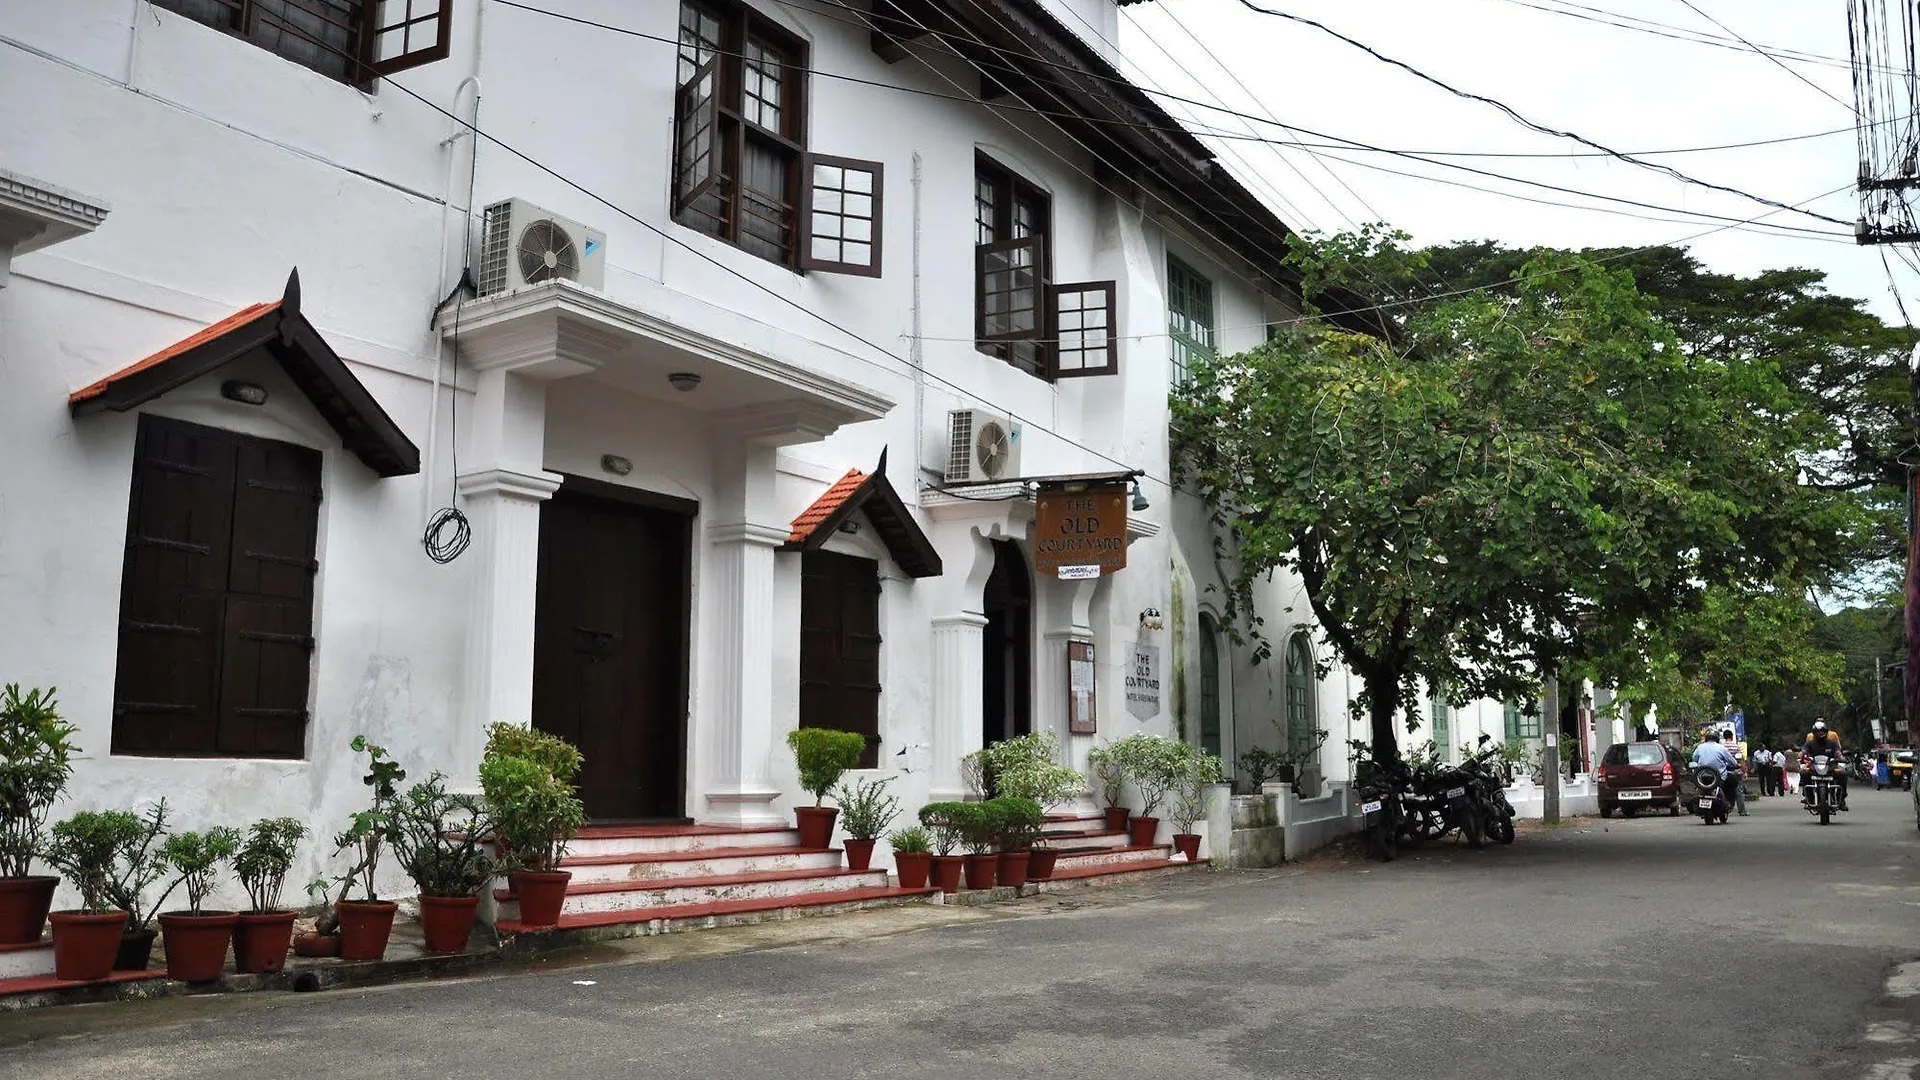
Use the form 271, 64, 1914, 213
1755, 744, 1776, 797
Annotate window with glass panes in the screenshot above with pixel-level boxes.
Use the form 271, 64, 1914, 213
148, 0, 452, 86
1285, 634, 1315, 754
974, 156, 1052, 376
1504, 700, 1541, 741
1431, 687, 1451, 761
1199, 614, 1223, 758
1167, 255, 1215, 386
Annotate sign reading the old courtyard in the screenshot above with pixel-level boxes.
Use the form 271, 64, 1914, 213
1034, 482, 1129, 577
1125, 641, 1160, 720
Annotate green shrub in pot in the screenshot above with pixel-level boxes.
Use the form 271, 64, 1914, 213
0, 685, 78, 946
915, 802, 967, 857
391, 772, 498, 952
787, 728, 867, 808
231, 817, 309, 975
833, 776, 900, 842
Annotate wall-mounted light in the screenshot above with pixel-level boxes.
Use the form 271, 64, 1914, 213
1131, 479, 1150, 512
667, 371, 702, 393
1139, 607, 1165, 632
221, 380, 268, 406
838, 520, 861, 535
601, 454, 633, 476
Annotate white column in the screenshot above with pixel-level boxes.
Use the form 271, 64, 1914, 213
930, 612, 988, 801
701, 521, 789, 826
453, 367, 560, 783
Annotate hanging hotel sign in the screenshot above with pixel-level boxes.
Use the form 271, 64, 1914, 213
1034, 481, 1129, 578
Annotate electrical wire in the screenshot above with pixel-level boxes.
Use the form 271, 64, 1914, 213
1226, 0, 1857, 228
1671, 0, 1856, 114
1480, 0, 1854, 69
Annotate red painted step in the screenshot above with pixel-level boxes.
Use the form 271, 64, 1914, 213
0, 969, 166, 998
562, 844, 830, 867
491, 865, 877, 903
495, 884, 938, 934
1044, 857, 1207, 882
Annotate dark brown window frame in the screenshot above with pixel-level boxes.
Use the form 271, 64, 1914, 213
149, 0, 453, 88
111, 414, 322, 760
973, 154, 1119, 381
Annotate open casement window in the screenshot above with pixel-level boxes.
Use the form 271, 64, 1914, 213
799, 155, 884, 276
1049, 280, 1118, 378
976, 235, 1048, 375
111, 415, 320, 759
673, 56, 726, 230
149, 0, 451, 86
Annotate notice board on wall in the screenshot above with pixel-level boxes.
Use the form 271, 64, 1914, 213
1067, 640, 1097, 734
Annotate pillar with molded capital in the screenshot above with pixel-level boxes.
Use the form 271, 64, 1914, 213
931, 612, 988, 801
701, 520, 789, 826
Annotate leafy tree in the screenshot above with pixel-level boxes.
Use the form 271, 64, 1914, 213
1174, 229, 1861, 759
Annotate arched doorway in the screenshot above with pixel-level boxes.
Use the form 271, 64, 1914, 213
1198, 612, 1224, 759
982, 539, 1032, 747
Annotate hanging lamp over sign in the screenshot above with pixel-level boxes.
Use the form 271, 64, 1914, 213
1033, 480, 1130, 578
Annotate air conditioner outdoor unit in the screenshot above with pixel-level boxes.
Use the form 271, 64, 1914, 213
946, 409, 1022, 484
476, 198, 607, 296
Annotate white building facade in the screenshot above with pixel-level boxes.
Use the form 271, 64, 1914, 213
1, 0, 1388, 902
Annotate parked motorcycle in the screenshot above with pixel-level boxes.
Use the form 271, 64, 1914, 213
1848, 751, 1875, 786
1357, 772, 1402, 862
1688, 766, 1736, 824
1461, 735, 1517, 845
1802, 753, 1845, 825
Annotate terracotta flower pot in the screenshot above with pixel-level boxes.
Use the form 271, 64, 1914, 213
418, 895, 481, 953
1172, 833, 1203, 862
335, 899, 398, 961
115, 926, 157, 971
1127, 815, 1160, 847
293, 933, 339, 958
843, 838, 877, 872
233, 911, 298, 973
158, 911, 237, 982
510, 870, 571, 929
49, 911, 127, 982
929, 855, 965, 895
1102, 806, 1130, 832
894, 851, 931, 890
996, 850, 1031, 889
794, 806, 839, 850
962, 853, 998, 891
0, 876, 58, 945
1027, 848, 1060, 881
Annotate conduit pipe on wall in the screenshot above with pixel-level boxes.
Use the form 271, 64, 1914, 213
910, 150, 925, 481
423, 45, 485, 522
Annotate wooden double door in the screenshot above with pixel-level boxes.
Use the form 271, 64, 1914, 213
531, 482, 693, 821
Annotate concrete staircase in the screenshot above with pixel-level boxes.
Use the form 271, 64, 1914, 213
492, 823, 935, 933
0, 938, 53, 980
1034, 813, 1200, 879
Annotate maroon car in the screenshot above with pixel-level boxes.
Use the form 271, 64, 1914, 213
1597, 741, 1681, 817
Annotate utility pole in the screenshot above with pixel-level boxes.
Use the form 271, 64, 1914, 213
1876, 655, 1885, 741
1541, 678, 1561, 825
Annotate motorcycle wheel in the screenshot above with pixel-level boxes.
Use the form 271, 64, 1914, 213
1819, 806, 1831, 825
1491, 812, 1515, 845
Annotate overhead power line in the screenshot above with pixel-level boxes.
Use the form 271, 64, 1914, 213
1227, 0, 1857, 228
1671, 0, 1857, 114
1482, 0, 1854, 69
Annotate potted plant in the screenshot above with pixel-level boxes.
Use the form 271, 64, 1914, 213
315, 736, 407, 960
232, 817, 308, 974
1169, 749, 1225, 862
0, 684, 76, 946
1087, 743, 1130, 832
1110, 734, 1187, 848
832, 775, 899, 872
42, 811, 134, 982
995, 760, 1087, 881
101, 800, 172, 970
955, 802, 997, 890
479, 724, 584, 929
917, 803, 967, 894
295, 880, 339, 958
391, 772, 497, 952
156, 827, 241, 982
990, 797, 1043, 889
786, 728, 866, 849
885, 825, 931, 889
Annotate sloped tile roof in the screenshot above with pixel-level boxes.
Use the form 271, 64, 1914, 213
788, 468, 869, 544
68, 302, 280, 405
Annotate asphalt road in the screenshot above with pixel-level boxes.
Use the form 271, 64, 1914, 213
6, 789, 1919, 1080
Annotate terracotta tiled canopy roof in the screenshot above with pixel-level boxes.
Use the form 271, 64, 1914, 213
68, 270, 419, 477
783, 450, 942, 578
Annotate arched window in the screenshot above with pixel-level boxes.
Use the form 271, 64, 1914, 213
1285, 634, 1316, 753
1198, 613, 1223, 757
1431, 685, 1451, 761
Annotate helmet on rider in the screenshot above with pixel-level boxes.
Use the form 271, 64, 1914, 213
1814, 721, 1828, 732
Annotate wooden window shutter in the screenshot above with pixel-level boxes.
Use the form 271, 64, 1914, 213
976, 235, 1047, 346
110, 418, 236, 756
367, 0, 454, 76
798, 154, 884, 276
1049, 280, 1118, 378
799, 551, 882, 768
218, 438, 321, 756
673, 56, 725, 217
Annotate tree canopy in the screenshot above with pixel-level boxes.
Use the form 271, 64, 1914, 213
1173, 230, 1870, 757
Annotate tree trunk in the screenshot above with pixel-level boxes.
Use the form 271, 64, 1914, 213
1367, 667, 1403, 763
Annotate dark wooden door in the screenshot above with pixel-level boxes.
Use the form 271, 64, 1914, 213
981, 539, 1031, 747
532, 488, 690, 821
799, 550, 883, 768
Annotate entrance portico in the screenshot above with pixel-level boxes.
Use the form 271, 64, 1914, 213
441, 280, 891, 824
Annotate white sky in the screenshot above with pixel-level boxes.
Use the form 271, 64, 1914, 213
1114, 0, 1901, 321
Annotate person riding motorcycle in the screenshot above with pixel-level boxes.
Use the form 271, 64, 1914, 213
1801, 720, 1849, 810
1690, 731, 1741, 813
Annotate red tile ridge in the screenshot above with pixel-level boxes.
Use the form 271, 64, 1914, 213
787, 468, 869, 544
68, 302, 280, 405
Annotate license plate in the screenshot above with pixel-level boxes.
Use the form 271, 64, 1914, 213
1697, 798, 1716, 809
1362, 800, 1383, 814
1616, 790, 1652, 800
1446, 787, 1466, 799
